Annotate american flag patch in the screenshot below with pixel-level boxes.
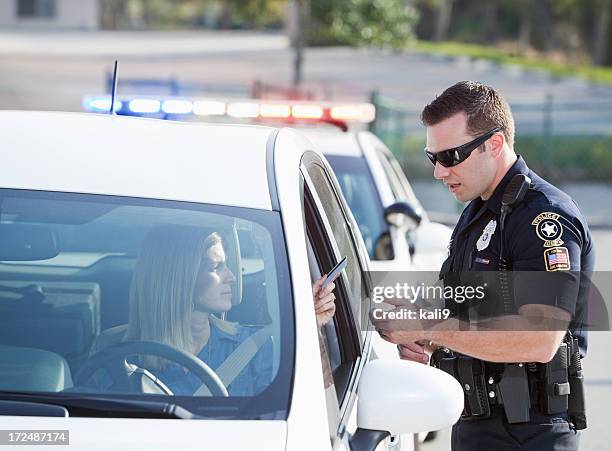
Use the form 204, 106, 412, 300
544, 247, 570, 271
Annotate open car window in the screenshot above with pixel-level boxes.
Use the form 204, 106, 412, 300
0, 189, 293, 420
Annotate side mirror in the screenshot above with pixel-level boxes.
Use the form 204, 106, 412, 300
383, 201, 422, 230
350, 359, 463, 450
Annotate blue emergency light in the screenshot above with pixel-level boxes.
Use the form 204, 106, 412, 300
83, 97, 123, 113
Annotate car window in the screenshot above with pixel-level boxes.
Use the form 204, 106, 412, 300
305, 234, 342, 443
303, 180, 361, 446
305, 163, 369, 334
375, 148, 406, 201
0, 189, 293, 420
381, 149, 423, 209
325, 155, 390, 260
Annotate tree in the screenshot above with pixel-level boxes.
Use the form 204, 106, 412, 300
309, 0, 420, 49
593, 0, 611, 65
434, 0, 454, 42
535, 0, 559, 51
516, 0, 532, 49
483, 0, 499, 44
287, 0, 308, 86
99, 0, 128, 29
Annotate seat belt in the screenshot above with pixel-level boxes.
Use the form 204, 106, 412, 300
194, 325, 272, 396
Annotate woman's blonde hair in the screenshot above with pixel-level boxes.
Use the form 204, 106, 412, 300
126, 225, 236, 368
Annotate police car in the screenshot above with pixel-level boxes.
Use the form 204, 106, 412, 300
82, 94, 452, 272
83, 94, 455, 445
0, 111, 462, 450
298, 128, 452, 272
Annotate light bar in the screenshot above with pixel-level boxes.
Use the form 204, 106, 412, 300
82, 94, 376, 124
330, 103, 376, 123
260, 103, 291, 119
227, 102, 259, 118
162, 99, 193, 114
84, 97, 122, 113
193, 100, 226, 116
129, 99, 161, 114
292, 104, 324, 119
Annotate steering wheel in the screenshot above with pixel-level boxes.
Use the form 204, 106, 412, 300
75, 340, 228, 397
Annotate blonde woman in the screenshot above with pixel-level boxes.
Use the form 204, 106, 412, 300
126, 225, 336, 396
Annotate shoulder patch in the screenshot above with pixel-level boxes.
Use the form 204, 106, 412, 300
531, 212, 564, 247
544, 247, 570, 271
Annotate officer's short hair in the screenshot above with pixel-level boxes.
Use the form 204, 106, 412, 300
421, 81, 515, 149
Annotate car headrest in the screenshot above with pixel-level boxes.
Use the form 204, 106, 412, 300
221, 224, 242, 307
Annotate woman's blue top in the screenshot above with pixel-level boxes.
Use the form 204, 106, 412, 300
157, 322, 273, 396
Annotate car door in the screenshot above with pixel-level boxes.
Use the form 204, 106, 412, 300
301, 151, 373, 449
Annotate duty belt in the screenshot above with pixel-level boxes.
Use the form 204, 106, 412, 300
431, 347, 578, 425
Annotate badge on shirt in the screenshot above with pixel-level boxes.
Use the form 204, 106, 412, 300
532, 212, 564, 247
544, 247, 571, 271
476, 220, 497, 251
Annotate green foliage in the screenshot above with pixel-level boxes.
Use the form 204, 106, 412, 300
517, 135, 612, 181
308, 0, 419, 49
412, 41, 612, 86
111, 0, 285, 30
392, 133, 612, 182
413, 0, 612, 66
226, 0, 285, 29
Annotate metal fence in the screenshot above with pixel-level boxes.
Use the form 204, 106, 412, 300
369, 91, 612, 225
371, 90, 612, 143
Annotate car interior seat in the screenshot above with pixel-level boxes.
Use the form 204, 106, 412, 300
0, 281, 101, 370
0, 344, 73, 392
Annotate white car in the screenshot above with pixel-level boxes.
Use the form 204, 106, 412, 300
0, 111, 462, 450
83, 93, 452, 272
300, 128, 452, 273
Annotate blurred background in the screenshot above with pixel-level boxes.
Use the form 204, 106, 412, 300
1, 2, 611, 450
1, 0, 612, 223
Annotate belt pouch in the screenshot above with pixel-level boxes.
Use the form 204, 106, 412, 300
497, 363, 531, 423
542, 342, 570, 414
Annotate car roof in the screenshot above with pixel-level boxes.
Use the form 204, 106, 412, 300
295, 127, 363, 157
1, 111, 277, 210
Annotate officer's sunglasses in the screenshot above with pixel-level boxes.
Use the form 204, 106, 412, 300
424, 127, 503, 168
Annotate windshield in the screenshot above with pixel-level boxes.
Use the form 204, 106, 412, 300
325, 155, 389, 260
0, 189, 293, 420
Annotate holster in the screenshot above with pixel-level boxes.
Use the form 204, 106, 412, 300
432, 350, 491, 420
539, 342, 570, 415
497, 363, 531, 423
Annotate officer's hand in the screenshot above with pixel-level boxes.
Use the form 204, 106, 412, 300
397, 341, 430, 364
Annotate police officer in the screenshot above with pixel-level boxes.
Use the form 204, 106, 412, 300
372, 81, 594, 451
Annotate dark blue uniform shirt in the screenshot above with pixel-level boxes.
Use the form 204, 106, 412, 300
440, 156, 595, 354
